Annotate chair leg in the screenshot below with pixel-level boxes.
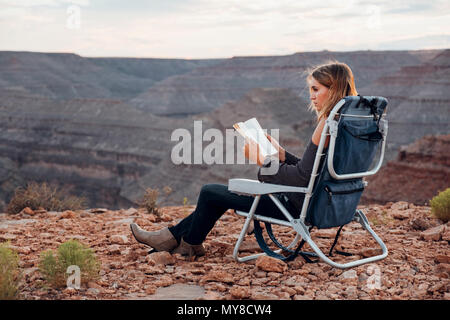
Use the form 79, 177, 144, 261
291, 210, 388, 269
232, 196, 294, 262
233, 196, 266, 262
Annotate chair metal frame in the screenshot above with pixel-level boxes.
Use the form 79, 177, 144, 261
228, 97, 389, 269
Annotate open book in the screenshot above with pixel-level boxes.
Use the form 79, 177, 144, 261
233, 118, 278, 158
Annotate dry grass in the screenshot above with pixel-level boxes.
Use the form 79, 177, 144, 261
6, 181, 88, 214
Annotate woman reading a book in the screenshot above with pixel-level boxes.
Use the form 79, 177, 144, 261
130, 61, 358, 257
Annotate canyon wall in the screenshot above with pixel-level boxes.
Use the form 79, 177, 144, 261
0, 49, 448, 210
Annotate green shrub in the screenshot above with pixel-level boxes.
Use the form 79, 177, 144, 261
39, 240, 100, 288
430, 188, 450, 222
0, 242, 21, 300
6, 181, 88, 214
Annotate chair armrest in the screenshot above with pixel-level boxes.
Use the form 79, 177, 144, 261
228, 178, 308, 196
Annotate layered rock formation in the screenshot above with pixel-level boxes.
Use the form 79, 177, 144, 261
362, 134, 450, 205
0, 49, 449, 210
0, 51, 222, 99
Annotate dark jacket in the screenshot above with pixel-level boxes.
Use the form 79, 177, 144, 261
257, 140, 319, 215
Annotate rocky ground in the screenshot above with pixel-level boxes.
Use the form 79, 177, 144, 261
0, 201, 449, 300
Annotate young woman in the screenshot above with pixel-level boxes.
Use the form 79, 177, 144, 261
130, 61, 358, 257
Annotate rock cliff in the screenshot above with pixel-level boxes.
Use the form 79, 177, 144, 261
362, 134, 450, 205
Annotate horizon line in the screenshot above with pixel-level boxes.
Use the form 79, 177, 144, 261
0, 48, 447, 60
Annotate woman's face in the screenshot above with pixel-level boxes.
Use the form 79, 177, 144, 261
308, 77, 330, 112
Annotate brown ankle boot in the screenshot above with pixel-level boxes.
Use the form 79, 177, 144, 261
130, 223, 178, 252
171, 238, 206, 257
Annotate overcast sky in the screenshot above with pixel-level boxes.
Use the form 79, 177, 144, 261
0, 0, 449, 59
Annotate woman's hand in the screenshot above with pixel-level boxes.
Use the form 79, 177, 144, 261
243, 139, 265, 166
265, 133, 285, 162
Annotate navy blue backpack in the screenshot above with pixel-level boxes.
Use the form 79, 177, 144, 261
306, 95, 388, 229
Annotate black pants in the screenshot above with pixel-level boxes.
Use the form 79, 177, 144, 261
168, 183, 298, 245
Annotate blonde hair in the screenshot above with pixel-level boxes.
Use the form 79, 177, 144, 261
306, 61, 358, 120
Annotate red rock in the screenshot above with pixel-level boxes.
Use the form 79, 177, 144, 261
229, 285, 251, 299
145, 285, 156, 295
4, 202, 449, 301
429, 282, 447, 293
63, 287, 77, 295
90, 208, 108, 214
140, 265, 164, 275
293, 294, 313, 300
88, 281, 103, 290
22, 207, 35, 215
391, 202, 409, 211
410, 217, 432, 230
251, 290, 279, 300
420, 225, 445, 241
434, 255, 450, 264
61, 210, 76, 219
293, 286, 306, 295
255, 256, 287, 273
202, 270, 234, 284
283, 286, 297, 297
442, 228, 450, 241
314, 229, 336, 238
361, 248, 383, 258
123, 208, 138, 215
435, 263, 450, 275
34, 207, 47, 214
339, 270, 358, 285
161, 213, 173, 222
146, 251, 175, 266
110, 234, 129, 244
238, 240, 260, 252
0, 233, 16, 241
108, 245, 121, 255
154, 275, 174, 287
391, 210, 410, 220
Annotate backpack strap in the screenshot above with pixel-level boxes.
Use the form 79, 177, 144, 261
328, 225, 354, 257
253, 220, 319, 263
357, 94, 380, 124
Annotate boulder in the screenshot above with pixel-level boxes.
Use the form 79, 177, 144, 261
255, 256, 287, 273
110, 234, 129, 244
146, 251, 175, 266
420, 225, 445, 241
229, 285, 251, 299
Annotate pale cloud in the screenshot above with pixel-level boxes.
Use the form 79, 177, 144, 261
0, 0, 448, 58
0, 0, 90, 7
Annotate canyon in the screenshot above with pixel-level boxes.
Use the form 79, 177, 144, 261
0, 49, 449, 210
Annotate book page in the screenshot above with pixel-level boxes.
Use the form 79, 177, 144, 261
233, 118, 278, 158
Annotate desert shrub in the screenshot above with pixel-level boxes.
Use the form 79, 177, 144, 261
39, 240, 100, 288
139, 187, 160, 216
6, 181, 88, 214
430, 188, 450, 222
0, 242, 21, 300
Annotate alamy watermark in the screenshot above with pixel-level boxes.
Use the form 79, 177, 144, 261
66, 265, 81, 289
66, 4, 81, 30
366, 264, 382, 290
170, 121, 280, 175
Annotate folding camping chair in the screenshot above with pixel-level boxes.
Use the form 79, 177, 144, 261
228, 95, 389, 269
